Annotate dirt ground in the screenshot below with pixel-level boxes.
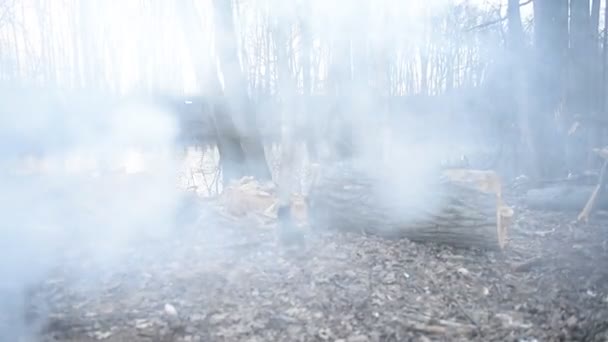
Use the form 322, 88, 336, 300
17, 196, 608, 342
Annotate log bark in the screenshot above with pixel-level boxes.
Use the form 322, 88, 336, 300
308, 163, 512, 250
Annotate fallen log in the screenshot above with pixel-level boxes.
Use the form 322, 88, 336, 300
308, 162, 512, 250
523, 185, 608, 211
522, 151, 608, 214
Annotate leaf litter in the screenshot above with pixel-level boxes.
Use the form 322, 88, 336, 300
15, 180, 608, 342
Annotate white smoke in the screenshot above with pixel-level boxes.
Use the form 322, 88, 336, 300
0, 89, 182, 340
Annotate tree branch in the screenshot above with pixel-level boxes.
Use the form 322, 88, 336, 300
465, 0, 533, 32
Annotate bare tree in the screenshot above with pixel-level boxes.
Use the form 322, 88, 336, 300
213, 0, 271, 181
530, 0, 569, 177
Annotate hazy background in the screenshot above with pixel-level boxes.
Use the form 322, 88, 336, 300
1, 0, 607, 340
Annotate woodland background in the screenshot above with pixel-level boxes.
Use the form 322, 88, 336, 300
1, 0, 607, 182
2, 2, 608, 341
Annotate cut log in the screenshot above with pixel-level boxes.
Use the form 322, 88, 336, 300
308, 162, 512, 250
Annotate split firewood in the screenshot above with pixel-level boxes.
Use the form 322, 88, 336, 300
308, 162, 513, 250
217, 176, 308, 227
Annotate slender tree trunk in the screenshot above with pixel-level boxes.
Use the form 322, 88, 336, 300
531, 0, 569, 177
591, 0, 601, 34
213, 0, 272, 182
10, 11, 19, 81
603, 0, 608, 131
569, 0, 593, 111
507, 0, 533, 176
298, 2, 317, 162
272, 8, 305, 243
326, 36, 354, 160
70, 0, 82, 89
570, 0, 596, 169
175, 0, 249, 184
79, 0, 100, 89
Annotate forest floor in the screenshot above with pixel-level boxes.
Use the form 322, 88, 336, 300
19, 193, 608, 342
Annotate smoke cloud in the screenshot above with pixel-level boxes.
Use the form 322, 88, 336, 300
0, 88, 183, 340
0, 0, 512, 340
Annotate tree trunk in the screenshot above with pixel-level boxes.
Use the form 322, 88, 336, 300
531, 0, 569, 177
603, 0, 608, 132
508, 0, 535, 177
272, 8, 302, 243
326, 38, 355, 160
308, 163, 513, 250
79, 0, 100, 89
569, 0, 595, 160
213, 0, 272, 182
591, 0, 601, 36
174, 0, 248, 184
299, 2, 317, 162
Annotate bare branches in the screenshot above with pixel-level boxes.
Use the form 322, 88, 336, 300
465, 0, 533, 32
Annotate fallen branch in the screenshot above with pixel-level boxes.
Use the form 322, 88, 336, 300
524, 184, 608, 211
511, 256, 545, 273
578, 148, 608, 223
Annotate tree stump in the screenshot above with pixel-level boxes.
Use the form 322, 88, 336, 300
308, 162, 512, 250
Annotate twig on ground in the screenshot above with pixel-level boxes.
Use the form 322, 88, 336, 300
427, 278, 481, 336
511, 256, 544, 272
